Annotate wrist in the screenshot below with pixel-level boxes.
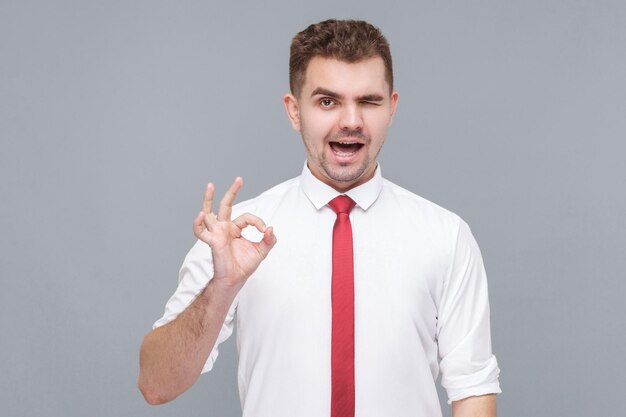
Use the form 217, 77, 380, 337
204, 277, 244, 300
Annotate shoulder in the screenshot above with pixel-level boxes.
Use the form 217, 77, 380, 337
380, 177, 463, 230
378, 178, 482, 263
230, 175, 301, 218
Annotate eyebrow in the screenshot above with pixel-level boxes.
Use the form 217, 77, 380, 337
311, 87, 343, 99
310, 87, 384, 102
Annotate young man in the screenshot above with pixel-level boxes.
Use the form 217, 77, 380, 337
139, 19, 501, 417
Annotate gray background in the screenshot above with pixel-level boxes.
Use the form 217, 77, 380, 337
1, 0, 624, 416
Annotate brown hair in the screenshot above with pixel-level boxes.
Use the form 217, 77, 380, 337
289, 19, 393, 97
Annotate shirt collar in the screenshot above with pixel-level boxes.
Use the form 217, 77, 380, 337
300, 161, 383, 211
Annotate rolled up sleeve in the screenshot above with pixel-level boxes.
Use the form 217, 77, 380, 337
436, 219, 501, 404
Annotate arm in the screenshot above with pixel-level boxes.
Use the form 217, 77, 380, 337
437, 220, 501, 405
138, 279, 240, 405
138, 178, 276, 405
452, 394, 497, 417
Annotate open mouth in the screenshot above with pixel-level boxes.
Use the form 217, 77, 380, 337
329, 141, 364, 156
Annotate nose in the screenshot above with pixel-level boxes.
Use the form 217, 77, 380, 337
338, 103, 363, 131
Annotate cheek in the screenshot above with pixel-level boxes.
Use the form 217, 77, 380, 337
368, 118, 389, 141
302, 113, 336, 141
366, 112, 393, 135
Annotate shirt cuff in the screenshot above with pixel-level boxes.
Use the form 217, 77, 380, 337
447, 382, 502, 404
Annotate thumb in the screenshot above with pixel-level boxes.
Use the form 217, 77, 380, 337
256, 226, 277, 259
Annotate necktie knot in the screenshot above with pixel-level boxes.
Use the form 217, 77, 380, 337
328, 195, 356, 215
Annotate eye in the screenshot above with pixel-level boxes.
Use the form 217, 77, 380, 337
320, 98, 335, 107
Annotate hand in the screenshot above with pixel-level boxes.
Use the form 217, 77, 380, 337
192, 177, 277, 289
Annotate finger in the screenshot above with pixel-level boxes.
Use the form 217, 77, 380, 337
193, 211, 213, 245
203, 182, 215, 217
217, 177, 243, 221
232, 212, 266, 233
202, 210, 217, 231
256, 226, 277, 259
193, 211, 205, 237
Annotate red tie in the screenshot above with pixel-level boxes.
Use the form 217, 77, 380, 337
328, 195, 357, 417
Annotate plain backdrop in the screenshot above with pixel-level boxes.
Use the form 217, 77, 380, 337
1, 1, 625, 416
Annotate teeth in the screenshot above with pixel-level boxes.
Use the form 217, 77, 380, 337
333, 149, 356, 156
329, 141, 360, 158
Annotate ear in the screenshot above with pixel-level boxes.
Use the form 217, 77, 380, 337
388, 91, 399, 126
283, 93, 301, 132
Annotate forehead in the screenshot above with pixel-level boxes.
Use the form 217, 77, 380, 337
302, 56, 390, 96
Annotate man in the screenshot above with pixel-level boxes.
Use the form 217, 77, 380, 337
139, 19, 501, 417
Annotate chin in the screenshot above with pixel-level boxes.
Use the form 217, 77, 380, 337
324, 165, 368, 184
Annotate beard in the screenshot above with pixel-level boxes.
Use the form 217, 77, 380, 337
318, 151, 371, 183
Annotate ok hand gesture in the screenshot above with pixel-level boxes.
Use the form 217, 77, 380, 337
193, 177, 277, 289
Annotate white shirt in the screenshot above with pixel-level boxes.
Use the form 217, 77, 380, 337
154, 163, 501, 417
